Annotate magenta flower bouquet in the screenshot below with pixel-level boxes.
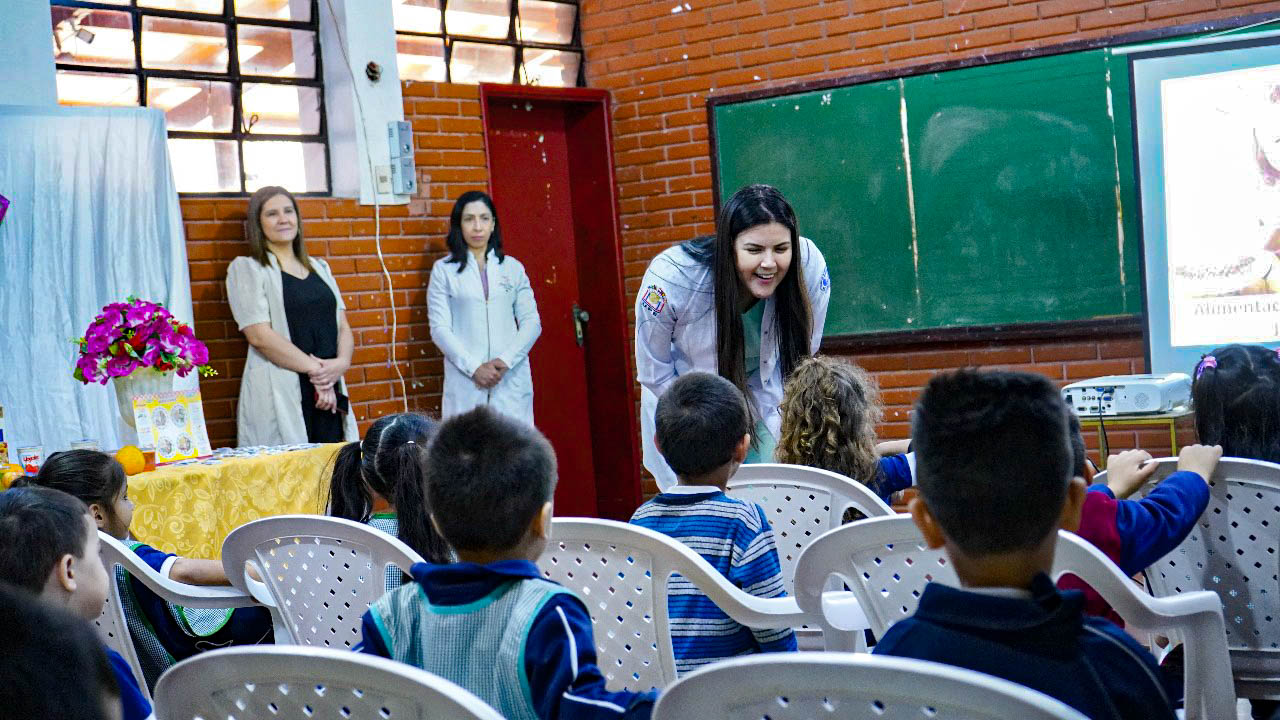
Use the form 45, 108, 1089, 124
73, 297, 217, 384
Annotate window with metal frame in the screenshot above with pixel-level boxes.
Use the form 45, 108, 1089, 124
393, 0, 582, 87
51, 0, 329, 196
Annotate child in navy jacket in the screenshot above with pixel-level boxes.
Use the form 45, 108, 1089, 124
872, 369, 1219, 720
358, 407, 656, 720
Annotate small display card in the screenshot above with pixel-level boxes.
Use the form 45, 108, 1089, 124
132, 390, 212, 464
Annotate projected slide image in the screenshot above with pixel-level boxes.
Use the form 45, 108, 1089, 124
1164, 63, 1280, 346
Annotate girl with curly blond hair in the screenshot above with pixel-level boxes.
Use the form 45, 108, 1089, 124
775, 356, 914, 503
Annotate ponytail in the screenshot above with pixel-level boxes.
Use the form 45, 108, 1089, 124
387, 442, 451, 564
325, 441, 371, 522
1192, 344, 1280, 463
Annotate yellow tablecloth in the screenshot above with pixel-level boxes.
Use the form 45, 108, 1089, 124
127, 443, 343, 560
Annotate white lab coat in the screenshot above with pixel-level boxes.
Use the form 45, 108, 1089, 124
634, 237, 830, 490
225, 254, 359, 447
428, 250, 541, 423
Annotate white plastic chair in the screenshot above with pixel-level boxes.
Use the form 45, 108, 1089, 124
793, 515, 1235, 720
652, 652, 1089, 719
153, 645, 504, 720
220, 515, 425, 648
728, 464, 890, 648
537, 517, 814, 691
726, 463, 894, 595
1096, 457, 1280, 700
96, 531, 258, 699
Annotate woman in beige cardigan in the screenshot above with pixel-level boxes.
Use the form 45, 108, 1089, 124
225, 186, 358, 446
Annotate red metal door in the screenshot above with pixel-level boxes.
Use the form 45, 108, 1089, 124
481, 85, 641, 520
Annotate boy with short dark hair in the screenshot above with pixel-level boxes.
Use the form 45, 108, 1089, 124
358, 406, 656, 720
629, 372, 796, 676
872, 369, 1212, 719
0, 486, 154, 720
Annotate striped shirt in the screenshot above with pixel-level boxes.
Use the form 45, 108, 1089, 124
630, 486, 797, 675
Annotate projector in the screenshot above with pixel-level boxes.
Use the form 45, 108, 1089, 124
1061, 373, 1192, 416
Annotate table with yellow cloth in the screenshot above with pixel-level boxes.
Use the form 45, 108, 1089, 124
127, 443, 343, 559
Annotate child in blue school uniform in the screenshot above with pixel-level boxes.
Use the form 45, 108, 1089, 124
1058, 412, 1215, 627
629, 372, 796, 676
358, 406, 657, 720
0, 486, 153, 720
775, 356, 914, 504
873, 369, 1219, 720
22, 449, 273, 690
325, 412, 452, 592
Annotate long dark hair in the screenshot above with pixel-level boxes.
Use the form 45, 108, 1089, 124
22, 450, 127, 526
693, 184, 813, 429
325, 412, 450, 563
246, 185, 313, 271
444, 191, 504, 273
1192, 343, 1280, 464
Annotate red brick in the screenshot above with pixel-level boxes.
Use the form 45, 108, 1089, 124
1033, 343, 1098, 362
1064, 359, 1135, 380
905, 349, 971, 369
970, 347, 1033, 365
1077, 4, 1146, 28
972, 4, 1039, 27
1146, 0, 1217, 19
1012, 16, 1078, 40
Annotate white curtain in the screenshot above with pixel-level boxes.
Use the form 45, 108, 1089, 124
0, 105, 196, 460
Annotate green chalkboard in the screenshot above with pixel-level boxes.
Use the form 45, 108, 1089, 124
711, 48, 1144, 337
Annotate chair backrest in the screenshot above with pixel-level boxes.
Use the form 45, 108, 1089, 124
726, 463, 893, 596
95, 531, 257, 698
95, 532, 151, 700
153, 645, 504, 720
220, 515, 425, 647
652, 652, 1089, 719
794, 515, 1235, 720
1098, 456, 1280, 698
537, 517, 809, 691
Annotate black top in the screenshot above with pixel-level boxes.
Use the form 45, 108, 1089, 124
281, 269, 344, 442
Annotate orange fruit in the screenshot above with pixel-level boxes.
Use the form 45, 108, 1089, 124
115, 445, 146, 476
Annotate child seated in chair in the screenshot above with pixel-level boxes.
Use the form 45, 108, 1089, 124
19, 450, 273, 690
0, 486, 153, 720
358, 406, 657, 720
1059, 412, 1217, 627
629, 372, 796, 676
325, 412, 452, 592
775, 356, 914, 506
872, 369, 1206, 719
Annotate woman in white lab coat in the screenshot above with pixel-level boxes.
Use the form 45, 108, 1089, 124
634, 184, 830, 489
428, 191, 541, 423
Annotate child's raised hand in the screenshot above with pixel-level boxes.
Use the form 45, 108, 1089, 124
1177, 444, 1223, 483
1104, 449, 1158, 499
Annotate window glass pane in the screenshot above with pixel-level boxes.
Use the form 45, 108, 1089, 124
517, 1, 575, 45
168, 138, 241, 193
56, 70, 138, 106
237, 26, 316, 78
396, 35, 446, 83
139, 0, 223, 14
235, 0, 312, 22
393, 0, 442, 34
445, 0, 509, 39
243, 141, 327, 193
51, 8, 136, 69
241, 83, 321, 135
521, 49, 579, 87
142, 16, 229, 73
450, 42, 513, 84
148, 78, 233, 132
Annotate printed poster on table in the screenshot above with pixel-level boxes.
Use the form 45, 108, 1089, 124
1162, 63, 1280, 346
132, 390, 212, 464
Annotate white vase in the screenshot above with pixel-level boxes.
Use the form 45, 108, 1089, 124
113, 368, 173, 428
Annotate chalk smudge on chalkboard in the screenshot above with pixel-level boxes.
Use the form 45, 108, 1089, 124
898, 78, 924, 317
1104, 58, 1128, 288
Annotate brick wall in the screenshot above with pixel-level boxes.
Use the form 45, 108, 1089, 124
181, 82, 485, 447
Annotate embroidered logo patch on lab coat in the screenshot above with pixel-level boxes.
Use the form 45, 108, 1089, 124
820, 267, 830, 293
641, 285, 668, 317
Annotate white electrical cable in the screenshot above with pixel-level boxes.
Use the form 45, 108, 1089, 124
320, 0, 410, 414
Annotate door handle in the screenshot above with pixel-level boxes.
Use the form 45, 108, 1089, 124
572, 303, 590, 347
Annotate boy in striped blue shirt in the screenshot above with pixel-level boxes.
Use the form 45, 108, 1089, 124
630, 372, 797, 675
